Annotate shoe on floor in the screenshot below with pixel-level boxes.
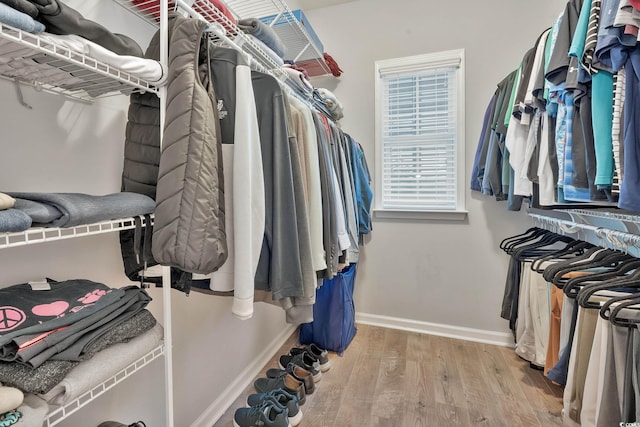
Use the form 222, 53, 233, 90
254, 373, 306, 405
266, 363, 315, 395
279, 352, 322, 383
290, 344, 331, 372
247, 389, 302, 426
233, 400, 289, 427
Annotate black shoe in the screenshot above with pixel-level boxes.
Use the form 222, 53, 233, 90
290, 343, 331, 372
279, 352, 322, 383
267, 362, 315, 395
233, 400, 289, 427
254, 373, 306, 405
247, 388, 302, 426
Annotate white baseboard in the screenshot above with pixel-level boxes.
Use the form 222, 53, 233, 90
355, 312, 514, 348
190, 324, 298, 427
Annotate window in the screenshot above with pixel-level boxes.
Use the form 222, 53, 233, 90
374, 49, 466, 220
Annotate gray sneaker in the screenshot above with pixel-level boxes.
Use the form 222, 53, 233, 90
247, 388, 302, 426
266, 363, 315, 395
278, 353, 322, 383
290, 344, 331, 372
254, 373, 306, 406
233, 400, 290, 427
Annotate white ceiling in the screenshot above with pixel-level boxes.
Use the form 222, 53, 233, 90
295, 0, 356, 10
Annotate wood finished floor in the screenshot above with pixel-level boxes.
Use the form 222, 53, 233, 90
213, 324, 564, 427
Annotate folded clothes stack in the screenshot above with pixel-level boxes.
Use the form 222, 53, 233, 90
237, 17, 287, 60
0, 278, 161, 426
0, 191, 155, 233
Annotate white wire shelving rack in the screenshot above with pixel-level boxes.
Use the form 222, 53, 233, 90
0, 215, 158, 427
0, 2, 172, 426
528, 208, 640, 258
43, 345, 165, 427
0, 216, 153, 250
225, 0, 331, 76
0, 23, 159, 102
113, 0, 332, 76
114, 0, 327, 113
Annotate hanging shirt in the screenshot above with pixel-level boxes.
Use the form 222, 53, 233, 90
288, 96, 327, 273
618, 50, 640, 211
252, 71, 305, 301
191, 47, 265, 320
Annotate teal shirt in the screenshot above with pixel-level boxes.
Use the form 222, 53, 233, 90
568, 0, 592, 59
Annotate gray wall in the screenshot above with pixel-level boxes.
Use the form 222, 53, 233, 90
304, 0, 562, 336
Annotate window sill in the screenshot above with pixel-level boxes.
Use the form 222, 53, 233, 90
373, 209, 468, 221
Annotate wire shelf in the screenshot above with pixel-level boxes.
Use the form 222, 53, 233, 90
113, 0, 332, 76
112, 0, 173, 26
0, 23, 159, 102
226, 0, 331, 75
43, 345, 165, 427
528, 208, 640, 257
0, 215, 154, 250
558, 208, 640, 224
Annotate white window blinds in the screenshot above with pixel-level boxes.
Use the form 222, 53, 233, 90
375, 50, 465, 214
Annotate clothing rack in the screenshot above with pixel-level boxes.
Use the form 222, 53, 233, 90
133, 0, 327, 126
127, 2, 342, 425
528, 208, 640, 258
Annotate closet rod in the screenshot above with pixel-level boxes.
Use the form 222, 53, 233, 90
174, 0, 270, 74
174, 0, 324, 118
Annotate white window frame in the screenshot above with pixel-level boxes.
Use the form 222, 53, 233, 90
374, 49, 467, 221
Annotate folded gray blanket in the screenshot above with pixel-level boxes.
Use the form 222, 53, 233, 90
0, 209, 31, 232
12, 198, 60, 225
237, 18, 286, 59
41, 322, 162, 404
8, 192, 155, 228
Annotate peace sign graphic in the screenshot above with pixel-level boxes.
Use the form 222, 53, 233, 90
0, 306, 26, 332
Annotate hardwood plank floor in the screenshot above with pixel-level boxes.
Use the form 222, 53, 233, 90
212, 324, 564, 427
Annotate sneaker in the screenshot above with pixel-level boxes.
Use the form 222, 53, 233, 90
266, 362, 315, 395
279, 352, 322, 383
247, 389, 302, 426
233, 400, 289, 427
291, 344, 331, 372
254, 373, 306, 405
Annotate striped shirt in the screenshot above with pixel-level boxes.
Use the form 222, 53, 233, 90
582, 0, 602, 74
611, 68, 625, 194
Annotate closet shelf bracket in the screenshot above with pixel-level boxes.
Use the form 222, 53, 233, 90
13, 79, 32, 110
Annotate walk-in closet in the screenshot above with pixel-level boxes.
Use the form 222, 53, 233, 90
0, 0, 637, 426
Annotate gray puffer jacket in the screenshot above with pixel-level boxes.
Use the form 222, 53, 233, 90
151, 14, 228, 275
